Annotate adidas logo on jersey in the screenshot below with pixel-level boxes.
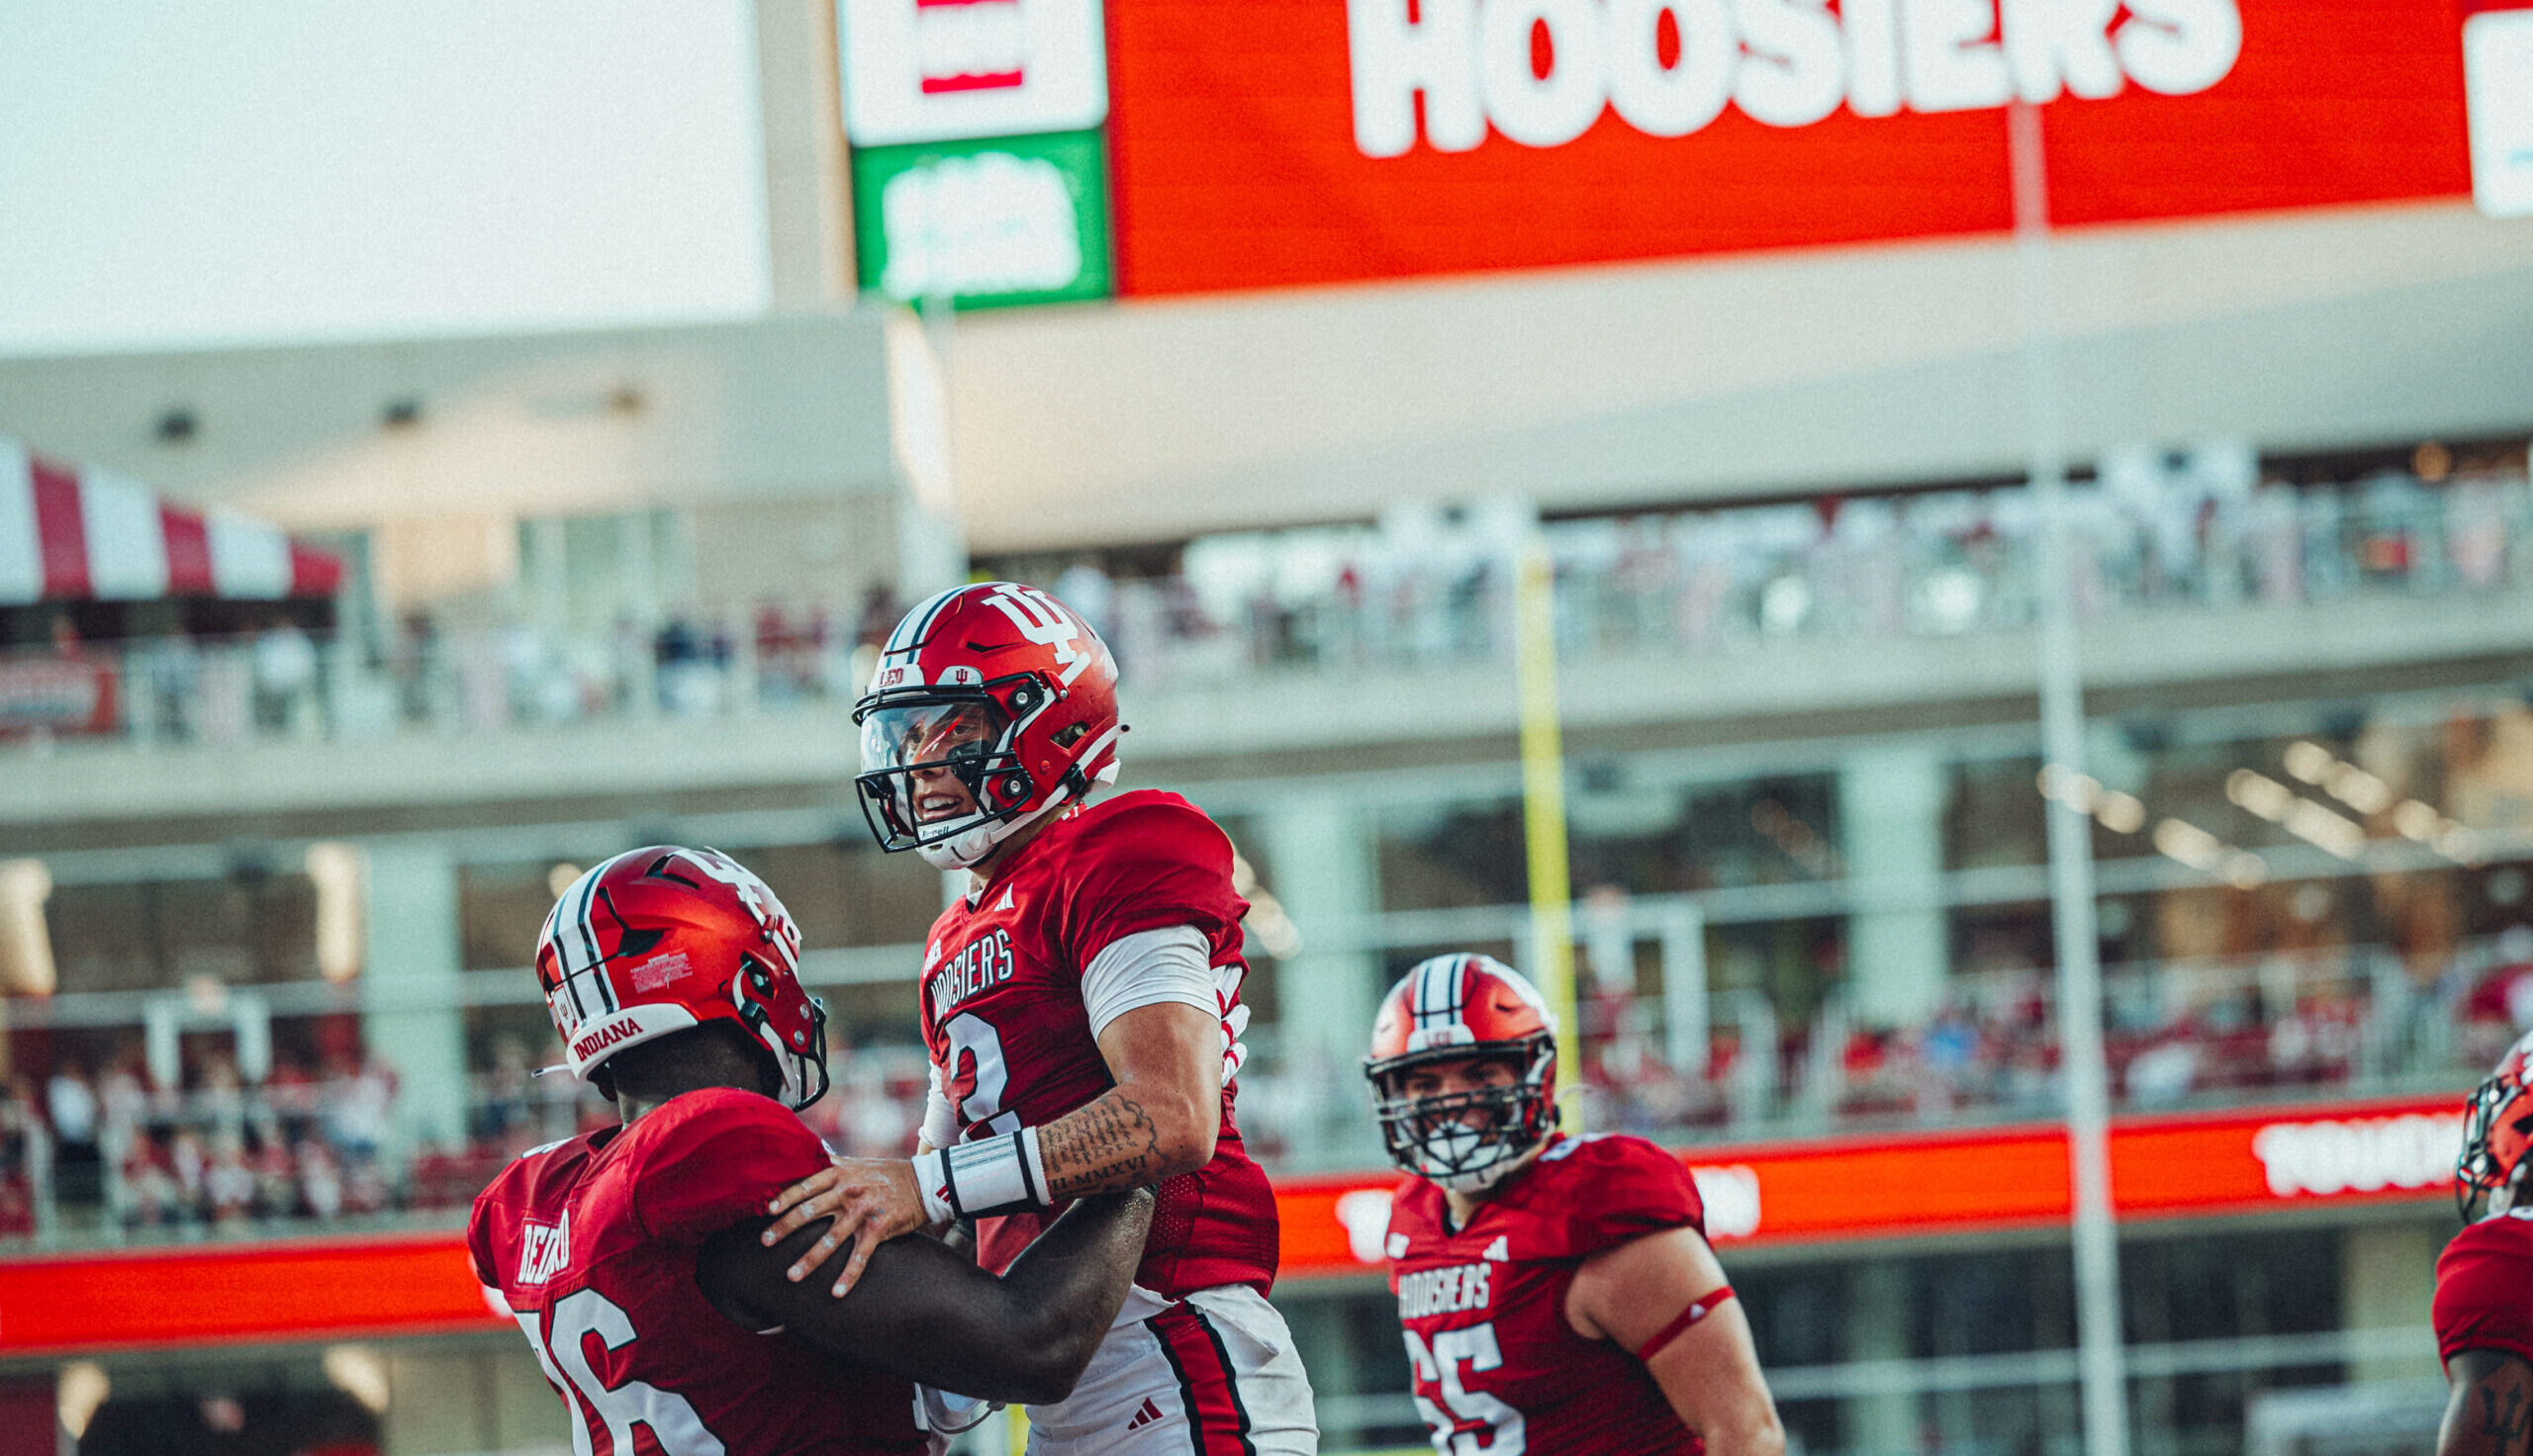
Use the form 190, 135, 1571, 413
991, 886, 1016, 913
1124, 1396, 1166, 1432
1387, 1232, 1410, 1259
1481, 1234, 1509, 1262
517, 1211, 571, 1286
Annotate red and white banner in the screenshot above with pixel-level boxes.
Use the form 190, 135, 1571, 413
0, 438, 342, 606
0, 1094, 2466, 1354
1102, 0, 2473, 296
0, 657, 117, 736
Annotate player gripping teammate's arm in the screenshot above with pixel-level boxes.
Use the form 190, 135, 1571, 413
697, 1185, 1158, 1407
1567, 1226, 1787, 1455
760, 973, 1226, 1295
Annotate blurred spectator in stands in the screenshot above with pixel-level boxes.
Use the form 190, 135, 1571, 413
389, 611, 437, 725
0, 1078, 47, 1237
266, 1051, 318, 1123
123, 1138, 181, 1228
198, 1053, 247, 1141
1056, 559, 1116, 643
169, 1128, 208, 1214
253, 1138, 297, 1219
97, 1052, 147, 1159
474, 1037, 534, 1154
323, 1055, 394, 1185
1915, 998, 1980, 1118
655, 611, 723, 716
2463, 926, 2533, 1066
298, 1139, 343, 1221
2125, 1034, 2200, 1107
47, 1059, 100, 1209
206, 1134, 255, 1225
854, 583, 902, 650
252, 613, 321, 736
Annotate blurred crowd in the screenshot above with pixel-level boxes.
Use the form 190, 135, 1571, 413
1104, 445, 2533, 685
6, 453, 2528, 749
0, 1048, 398, 1237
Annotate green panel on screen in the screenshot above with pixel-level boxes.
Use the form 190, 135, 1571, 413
850, 129, 1112, 310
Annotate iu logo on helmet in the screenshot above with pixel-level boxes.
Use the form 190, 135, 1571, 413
985, 584, 1097, 687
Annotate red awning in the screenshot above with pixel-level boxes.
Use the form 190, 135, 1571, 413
0, 437, 343, 605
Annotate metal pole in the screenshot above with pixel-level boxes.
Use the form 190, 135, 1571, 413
1514, 533, 1582, 1126
1660, 905, 1710, 1078
2010, 99, 2130, 1456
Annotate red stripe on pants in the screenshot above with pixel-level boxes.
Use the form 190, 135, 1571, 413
1146, 1303, 1257, 1456
29, 456, 87, 599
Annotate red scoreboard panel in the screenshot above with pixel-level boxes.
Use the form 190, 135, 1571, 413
1101, 0, 2472, 297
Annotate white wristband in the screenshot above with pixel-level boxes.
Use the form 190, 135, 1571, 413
913, 1128, 1050, 1225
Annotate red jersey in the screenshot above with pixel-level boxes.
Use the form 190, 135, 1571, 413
919, 789, 1278, 1298
2437, 1211, 2533, 1370
469, 1088, 926, 1456
1386, 1133, 1707, 1456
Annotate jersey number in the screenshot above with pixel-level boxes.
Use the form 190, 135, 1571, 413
945, 1011, 1021, 1137
1405, 1322, 1526, 1456
517, 1290, 727, 1456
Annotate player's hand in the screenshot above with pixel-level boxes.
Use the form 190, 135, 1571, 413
762, 1156, 929, 1297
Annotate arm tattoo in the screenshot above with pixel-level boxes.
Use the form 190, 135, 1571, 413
2449, 1352, 2533, 1456
2483, 1376, 2532, 1449
1040, 1091, 1164, 1200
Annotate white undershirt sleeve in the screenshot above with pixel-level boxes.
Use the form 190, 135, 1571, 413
1079, 925, 1222, 1044
919, 1060, 960, 1150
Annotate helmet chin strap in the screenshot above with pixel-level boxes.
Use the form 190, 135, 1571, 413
915, 787, 1079, 871
1423, 1139, 1534, 1194
1415, 1121, 1549, 1193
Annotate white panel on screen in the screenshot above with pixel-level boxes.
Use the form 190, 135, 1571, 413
840, 0, 1107, 146
2467, 8, 2533, 219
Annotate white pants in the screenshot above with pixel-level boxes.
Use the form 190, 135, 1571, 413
1024, 1285, 1318, 1456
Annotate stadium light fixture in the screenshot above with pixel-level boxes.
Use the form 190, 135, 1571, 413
324, 1344, 392, 1414
57, 1362, 108, 1440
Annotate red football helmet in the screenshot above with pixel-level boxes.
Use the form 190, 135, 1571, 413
537, 846, 828, 1110
854, 583, 1122, 870
1364, 954, 1559, 1193
2460, 1029, 2533, 1218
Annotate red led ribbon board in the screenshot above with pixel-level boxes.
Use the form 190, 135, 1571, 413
0, 1095, 2466, 1350
1273, 1092, 2468, 1279
0, 1231, 504, 1358
1103, 0, 2472, 297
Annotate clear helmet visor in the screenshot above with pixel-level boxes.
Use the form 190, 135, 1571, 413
860, 698, 1001, 774
857, 695, 1029, 846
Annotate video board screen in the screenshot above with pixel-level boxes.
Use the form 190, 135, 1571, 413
1099, 0, 2472, 296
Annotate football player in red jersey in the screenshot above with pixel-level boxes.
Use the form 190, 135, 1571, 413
469, 845, 1159, 1456
759, 582, 1316, 1455
1367, 954, 1784, 1456
2436, 1030, 2533, 1455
